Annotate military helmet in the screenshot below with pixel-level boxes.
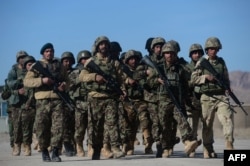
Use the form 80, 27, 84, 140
168, 40, 181, 53
119, 52, 126, 62
92, 36, 110, 53
23, 55, 36, 69
110, 41, 122, 52
150, 37, 166, 49
124, 49, 140, 64
61, 51, 75, 64
77, 50, 92, 63
189, 43, 204, 57
16, 50, 28, 62
161, 42, 176, 55
204, 37, 222, 50
145, 37, 154, 50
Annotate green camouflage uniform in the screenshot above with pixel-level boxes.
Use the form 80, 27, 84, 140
23, 58, 68, 151
79, 53, 125, 158
7, 64, 36, 149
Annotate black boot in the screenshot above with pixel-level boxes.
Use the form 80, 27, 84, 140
42, 149, 51, 162
92, 146, 101, 160
64, 142, 75, 157
51, 147, 62, 162
156, 141, 163, 158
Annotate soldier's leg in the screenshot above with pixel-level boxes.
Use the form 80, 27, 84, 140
12, 107, 22, 156
105, 99, 124, 159
216, 98, 234, 150
7, 107, 14, 149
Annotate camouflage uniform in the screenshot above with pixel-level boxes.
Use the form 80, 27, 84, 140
24, 43, 69, 162
122, 50, 154, 155
7, 52, 36, 156
148, 42, 201, 158
191, 37, 234, 158
79, 36, 125, 159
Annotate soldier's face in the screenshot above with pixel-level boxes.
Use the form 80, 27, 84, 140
26, 62, 34, 71
153, 45, 162, 56
43, 48, 54, 61
207, 47, 218, 59
128, 57, 136, 68
191, 51, 202, 62
62, 58, 72, 69
98, 41, 109, 54
164, 51, 176, 64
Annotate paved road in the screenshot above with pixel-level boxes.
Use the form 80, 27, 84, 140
0, 132, 249, 166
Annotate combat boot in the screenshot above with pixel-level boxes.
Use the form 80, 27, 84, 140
226, 140, 234, 150
156, 141, 163, 158
63, 142, 75, 157
76, 142, 85, 157
125, 141, 134, 155
188, 150, 195, 158
12, 143, 21, 156
42, 149, 51, 162
32, 133, 38, 150
184, 139, 201, 155
101, 143, 114, 159
134, 137, 140, 145
203, 146, 217, 159
88, 144, 94, 158
24, 144, 31, 156
162, 149, 170, 158
143, 129, 153, 154
51, 147, 62, 162
111, 146, 125, 158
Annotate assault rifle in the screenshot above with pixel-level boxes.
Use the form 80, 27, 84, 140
141, 55, 185, 116
85, 60, 124, 96
31, 61, 75, 111
199, 57, 248, 115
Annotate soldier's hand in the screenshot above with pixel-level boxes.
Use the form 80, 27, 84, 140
205, 74, 216, 82
157, 78, 164, 85
42, 77, 55, 85
95, 74, 106, 84
128, 78, 136, 85
57, 82, 66, 92
18, 88, 25, 95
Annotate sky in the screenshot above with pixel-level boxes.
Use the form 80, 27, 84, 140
0, 0, 250, 85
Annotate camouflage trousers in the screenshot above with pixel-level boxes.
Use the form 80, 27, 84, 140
62, 106, 75, 144
122, 100, 151, 143
12, 106, 35, 145
74, 99, 88, 144
35, 99, 64, 150
158, 96, 192, 149
200, 94, 234, 148
87, 97, 121, 149
147, 102, 160, 142
7, 106, 14, 147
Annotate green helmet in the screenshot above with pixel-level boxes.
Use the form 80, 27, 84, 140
92, 36, 110, 53
110, 41, 122, 52
61, 51, 75, 64
204, 37, 222, 50
168, 40, 181, 53
150, 37, 166, 49
161, 42, 176, 55
16, 50, 28, 62
77, 50, 91, 63
124, 49, 140, 64
189, 43, 204, 57
23, 55, 36, 69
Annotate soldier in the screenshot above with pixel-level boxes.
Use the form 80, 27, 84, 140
79, 36, 125, 159
7, 51, 28, 156
24, 43, 69, 162
143, 37, 165, 157
110, 41, 122, 61
147, 42, 201, 158
60, 51, 76, 157
191, 37, 234, 158
184, 43, 204, 157
122, 50, 154, 155
71, 50, 92, 157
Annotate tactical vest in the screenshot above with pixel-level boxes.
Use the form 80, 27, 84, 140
199, 58, 225, 94
90, 57, 118, 94
126, 65, 145, 100
158, 63, 182, 103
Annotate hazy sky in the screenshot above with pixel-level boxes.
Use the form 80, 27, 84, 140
0, 0, 249, 85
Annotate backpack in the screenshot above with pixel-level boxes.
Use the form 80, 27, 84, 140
1, 79, 11, 100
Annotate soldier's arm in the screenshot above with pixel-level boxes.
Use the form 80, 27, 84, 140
23, 71, 43, 88
79, 68, 97, 82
